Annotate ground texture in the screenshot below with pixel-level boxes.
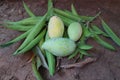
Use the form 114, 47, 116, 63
0, 0, 120, 80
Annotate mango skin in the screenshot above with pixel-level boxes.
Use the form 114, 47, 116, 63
48, 16, 64, 38
68, 22, 82, 41
42, 38, 76, 57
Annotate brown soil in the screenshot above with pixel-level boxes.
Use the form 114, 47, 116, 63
0, 0, 120, 80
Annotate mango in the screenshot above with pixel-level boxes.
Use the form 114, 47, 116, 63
68, 22, 82, 41
48, 16, 64, 38
42, 38, 76, 57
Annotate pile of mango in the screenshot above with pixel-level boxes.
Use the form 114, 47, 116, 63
42, 16, 82, 57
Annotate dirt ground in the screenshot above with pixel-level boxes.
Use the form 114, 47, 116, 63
0, 0, 120, 80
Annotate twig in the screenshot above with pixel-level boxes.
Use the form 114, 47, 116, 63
56, 57, 62, 72
27, 52, 35, 63
60, 57, 97, 69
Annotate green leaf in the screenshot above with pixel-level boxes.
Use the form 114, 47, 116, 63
0, 29, 31, 48
44, 32, 55, 76
80, 54, 84, 59
79, 50, 91, 59
68, 49, 79, 59
84, 27, 92, 37
79, 44, 93, 50
89, 12, 101, 22
79, 50, 91, 56
32, 46, 49, 70
91, 25, 109, 37
5, 24, 32, 31
71, 4, 78, 16
32, 57, 43, 80
101, 19, 120, 46
47, 0, 54, 19
23, 1, 35, 17
54, 8, 84, 22
93, 34, 116, 51
38, 38, 45, 56
36, 56, 42, 70
45, 50, 55, 76
64, 10, 94, 21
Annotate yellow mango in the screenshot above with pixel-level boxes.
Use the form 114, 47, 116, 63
48, 16, 64, 38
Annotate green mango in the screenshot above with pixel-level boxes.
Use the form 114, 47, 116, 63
68, 22, 82, 41
42, 38, 76, 57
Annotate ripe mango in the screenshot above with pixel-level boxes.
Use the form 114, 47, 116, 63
42, 38, 76, 57
68, 22, 82, 41
48, 16, 64, 38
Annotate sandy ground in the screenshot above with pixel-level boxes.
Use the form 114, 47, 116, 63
0, 0, 120, 80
